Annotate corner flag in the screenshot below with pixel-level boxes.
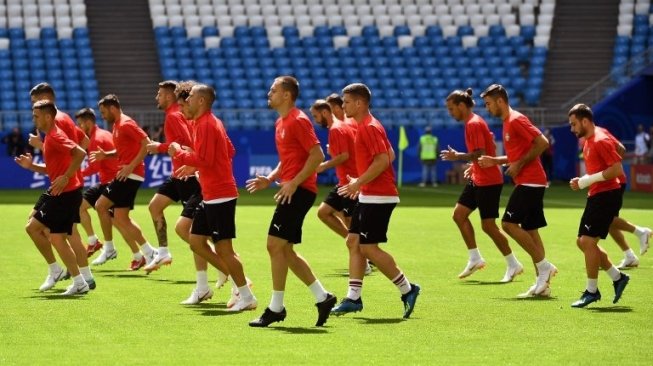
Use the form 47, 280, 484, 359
397, 126, 409, 187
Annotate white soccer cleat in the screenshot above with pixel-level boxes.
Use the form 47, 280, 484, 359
215, 273, 229, 289
39, 268, 66, 291
616, 256, 640, 269
534, 263, 558, 295
144, 249, 158, 267
227, 277, 253, 308
364, 261, 373, 275
517, 283, 552, 298
91, 248, 117, 266
637, 228, 651, 255
228, 296, 258, 311
180, 288, 213, 305
458, 258, 486, 279
61, 281, 90, 296
143, 251, 173, 274
500, 263, 524, 283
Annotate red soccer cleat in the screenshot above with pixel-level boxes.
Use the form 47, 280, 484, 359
86, 241, 104, 258
129, 257, 146, 271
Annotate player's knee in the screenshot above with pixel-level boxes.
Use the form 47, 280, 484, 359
501, 221, 514, 234
317, 206, 331, 221
481, 220, 498, 234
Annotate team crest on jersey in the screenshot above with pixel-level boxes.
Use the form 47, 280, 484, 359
279, 129, 285, 139
585, 147, 590, 157
504, 133, 510, 142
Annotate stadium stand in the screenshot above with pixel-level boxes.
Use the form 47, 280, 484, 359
611, 0, 653, 85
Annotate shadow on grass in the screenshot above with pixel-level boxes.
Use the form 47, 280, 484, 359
145, 278, 196, 285
194, 309, 242, 317
323, 272, 353, 278
27, 291, 89, 300
500, 296, 558, 302
587, 306, 633, 313
460, 280, 512, 285
270, 326, 329, 334
353, 317, 405, 324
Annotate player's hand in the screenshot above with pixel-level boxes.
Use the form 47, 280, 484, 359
337, 175, 360, 199
477, 155, 495, 168
175, 165, 197, 180
28, 133, 43, 149
167, 142, 181, 157
463, 164, 472, 180
49, 175, 69, 196
274, 181, 298, 204
440, 145, 458, 161
116, 164, 134, 182
316, 163, 326, 173
14, 153, 33, 169
89, 147, 107, 162
146, 141, 160, 154
505, 161, 523, 178
569, 177, 580, 191
245, 175, 272, 194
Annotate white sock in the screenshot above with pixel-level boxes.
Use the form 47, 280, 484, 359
606, 266, 621, 281
634, 226, 647, 236
586, 278, 598, 293
73, 274, 85, 286
157, 247, 169, 256
238, 284, 253, 301
504, 253, 520, 267
535, 259, 550, 272
79, 266, 93, 282
133, 252, 143, 261
140, 242, 155, 256
346, 278, 363, 300
88, 235, 98, 245
469, 248, 482, 262
624, 248, 637, 260
48, 262, 62, 274
104, 241, 115, 252
308, 280, 328, 303
269, 290, 284, 312
196, 271, 208, 291
392, 272, 412, 295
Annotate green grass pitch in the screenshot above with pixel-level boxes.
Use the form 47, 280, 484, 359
0, 184, 651, 365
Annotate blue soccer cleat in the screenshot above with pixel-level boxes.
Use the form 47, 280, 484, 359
571, 289, 601, 308
613, 273, 630, 304
331, 297, 363, 316
401, 283, 421, 319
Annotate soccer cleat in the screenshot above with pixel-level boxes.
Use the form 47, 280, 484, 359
401, 283, 421, 319
612, 273, 630, 304
534, 263, 558, 295
61, 282, 90, 296
144, 249, 158, 267
86, 241, 103, 258
249, 307, 287, 327
129, 257, 146, 271
229, 296, 258, 311
87, 278, 96, 290
39, 268, 67, 291
637, 228, 651, 255
364, 262, 373, 275
331, 297, 363, 316
315, 293, 337, 326
616, 256, 640, 269
215, 272, 229, 289
458, 258, 486, 279
180, 288, 213, 305
91, 249, 117, 266
62, 271, 71, 280
500, 263, 524, 283
517, 284, 552, 298
143, 251, 173, 274
226, 278, 253, 308
571, 289, 601, 308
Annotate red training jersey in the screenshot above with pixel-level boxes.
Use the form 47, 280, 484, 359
328, 119, 358, 186
83, 125, 120, 185
275, 107, 321, 194
173, 110, 237, 201
502, 109, 547, 185
355, 114, 398, 197
55, 110, 86, 183
43, 125, 82, 192
157, 103, 193, 178
464, 113, 503, 186
112, 114, 148, 179
596, 126, 627, 185
583, 127, 622, 197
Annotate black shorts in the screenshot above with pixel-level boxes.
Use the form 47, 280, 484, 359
349, 202, 396, 244
33, 188, 83, 235
191, 198, 237, 242
181, 192, 203, 219
578, 188, 623, 239
323, 186, 357, 217
35, 190, 81, 223
102, 178, 142, 209
268, 187, 316, 244
502, 185, 547, 231
157, 176, 201, 202
83, 184, 108, 207
457, 181, 503, 219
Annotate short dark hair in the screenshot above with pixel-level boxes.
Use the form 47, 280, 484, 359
342, 83, 371, 103
275, 75, 299, 101
193, 84, 216, 105
311, 99, 331, 112
446, 88, 475, 108
480, 84, 509, 103
175, 80, 197, 101
568, 103, 594, 122
158, 80, 178, 94
30, 82, 56, 98
75, 107, 96, 121
32, 100, 57, 118
98, 94, 121, 109
325, 93, 343, 108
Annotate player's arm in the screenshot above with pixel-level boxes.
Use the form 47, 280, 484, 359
14, 153, 46, 174
50, 146, 86, 195
441, 146, 486, 162
505, 134, 548, 178
116, 137, 148, 181
615, 141, 626, 158
274, 145, 324, 203
317, 152, 349, 173
571, 162, 623, 190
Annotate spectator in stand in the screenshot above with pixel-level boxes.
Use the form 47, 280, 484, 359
634, 124, 650, 164
2, 127, 27, 157
541, 128, 555, 184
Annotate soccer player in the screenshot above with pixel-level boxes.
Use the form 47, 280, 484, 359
440, 88, 523, 282
144, 80, 197, 273
16, 101, 89, 295
478, 84, 557, 297
75, 108, 120, 258
567, 103, 630, 308
90, 94, 157, 270
330, 83, 420, 319
246, 76, 336, 327
326, 93, 347, 122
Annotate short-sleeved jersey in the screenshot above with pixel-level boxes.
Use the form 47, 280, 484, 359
112, 114, 148, 179
596, 126, 627, 184
174, 111, 237, 201
328, 119, 358, 186
583, 127, 622, 197
43, 125, 82, 192
83, 125, 120, 185
156, 103, 193, 178
465, 113, 503, 186
502, 109, 547, 185
355, 114, 399, 199
275, 107, 321, 194
55, 110, 85, 183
